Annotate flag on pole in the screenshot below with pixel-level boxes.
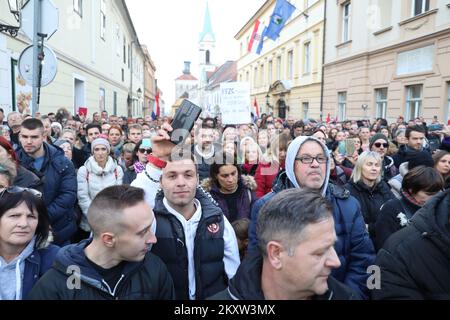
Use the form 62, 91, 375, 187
248, 20, 266, 55
152, 91, 160, 120
253, 97, 260, 117
266, 0, 296, 41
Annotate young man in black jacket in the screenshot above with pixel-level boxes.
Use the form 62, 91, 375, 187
28, 185, 175, 300
210, 189, 359, 300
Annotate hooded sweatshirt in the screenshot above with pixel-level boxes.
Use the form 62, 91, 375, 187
249, 136, 375, 299
0, 238, 36, 300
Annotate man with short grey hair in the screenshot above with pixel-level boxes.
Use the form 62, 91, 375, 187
211, 189, 358, 300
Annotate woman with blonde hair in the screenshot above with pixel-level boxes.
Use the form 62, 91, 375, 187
344, 151, 395, 241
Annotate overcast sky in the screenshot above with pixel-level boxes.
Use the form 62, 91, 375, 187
126, 0, 265, 109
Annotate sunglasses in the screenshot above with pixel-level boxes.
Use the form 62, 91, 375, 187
374, 142, 389, 148
138, 148, 152, 154
0, 186, 42, 199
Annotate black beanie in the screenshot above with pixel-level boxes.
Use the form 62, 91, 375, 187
369, 133, 389, 150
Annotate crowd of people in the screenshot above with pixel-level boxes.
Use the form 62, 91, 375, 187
0, 105, 449, 300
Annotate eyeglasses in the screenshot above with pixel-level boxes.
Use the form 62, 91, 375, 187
295, 155, 328, 164
373, 143, 389, 148
0, 186, 42, 199
138, 148, 152, 155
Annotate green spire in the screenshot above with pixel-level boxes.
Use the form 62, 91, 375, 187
199, 1, 215, 42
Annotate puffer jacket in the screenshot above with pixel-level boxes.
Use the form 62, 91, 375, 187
201, 175, 257, 223
248, 136, 375, 299
17, 143, 77, 245
77, 156, 123, 231
28, 240, 175, 300
344, 180, 396, 241
372, 190, 450, 300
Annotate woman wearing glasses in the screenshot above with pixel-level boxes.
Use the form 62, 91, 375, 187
0, 187, 59, 300
344, 151, 395, 242
77, 136, 123, 236
123, 139, 151, 185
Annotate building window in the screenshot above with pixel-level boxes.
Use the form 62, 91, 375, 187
302, 102, 309, 119
304, 42, 311, 74
268, 60, 273, 85
123, 37, 126, 64
254, 67, 258, 88
246, 71, 249, 82
277, 56, 282, 80
73, 0, 82, 17
287, 51, 293, 79
411, 0, 429, 16
260, 64, 265, 87
406, 85, 422, 120
113, 92, 117, 116
100, 0, 106, 40
99, 88, 106, 111
446, 83, 450, 123
342, 2, 351, 43
122, 68, 124, 82
375, 88, 388, 119
128, 45, 131, 69
338, 92, 347, 121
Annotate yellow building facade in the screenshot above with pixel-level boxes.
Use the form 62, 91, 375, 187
235, 0, 325, 120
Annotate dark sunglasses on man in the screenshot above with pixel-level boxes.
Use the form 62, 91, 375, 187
374, 142, 389, 148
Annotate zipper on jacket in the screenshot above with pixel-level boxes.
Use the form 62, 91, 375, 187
101, 274, 125, 298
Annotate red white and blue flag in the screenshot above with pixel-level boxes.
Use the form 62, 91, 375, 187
248, 20, 266, 55
152, 91, 160, 120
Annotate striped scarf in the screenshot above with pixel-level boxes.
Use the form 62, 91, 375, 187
401, 190, 423, 207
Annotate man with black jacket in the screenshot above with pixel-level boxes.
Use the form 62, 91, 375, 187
210, 189, 359, 300
28, 185, 175, 300
373, 189, 450, 300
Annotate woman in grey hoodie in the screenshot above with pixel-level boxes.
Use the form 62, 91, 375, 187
0, 186, 59, 300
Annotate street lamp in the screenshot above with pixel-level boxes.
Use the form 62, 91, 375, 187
1, 0, 21, 37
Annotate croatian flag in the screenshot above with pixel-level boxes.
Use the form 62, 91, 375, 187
152, 91, 160, 120
248, 20, 266, 55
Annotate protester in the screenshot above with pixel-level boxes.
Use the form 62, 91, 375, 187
248, 136, 375, 299
375, 166, 444, 250
432, 150, 450, 189
123, 139, 151, 185
373, 189, 450, 300
28, 185, 175, 300
211, 190, 358, 300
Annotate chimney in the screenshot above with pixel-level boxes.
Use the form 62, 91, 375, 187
183, 61, 191, 74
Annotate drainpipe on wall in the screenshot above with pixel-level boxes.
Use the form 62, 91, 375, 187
320, 0, 327, 122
